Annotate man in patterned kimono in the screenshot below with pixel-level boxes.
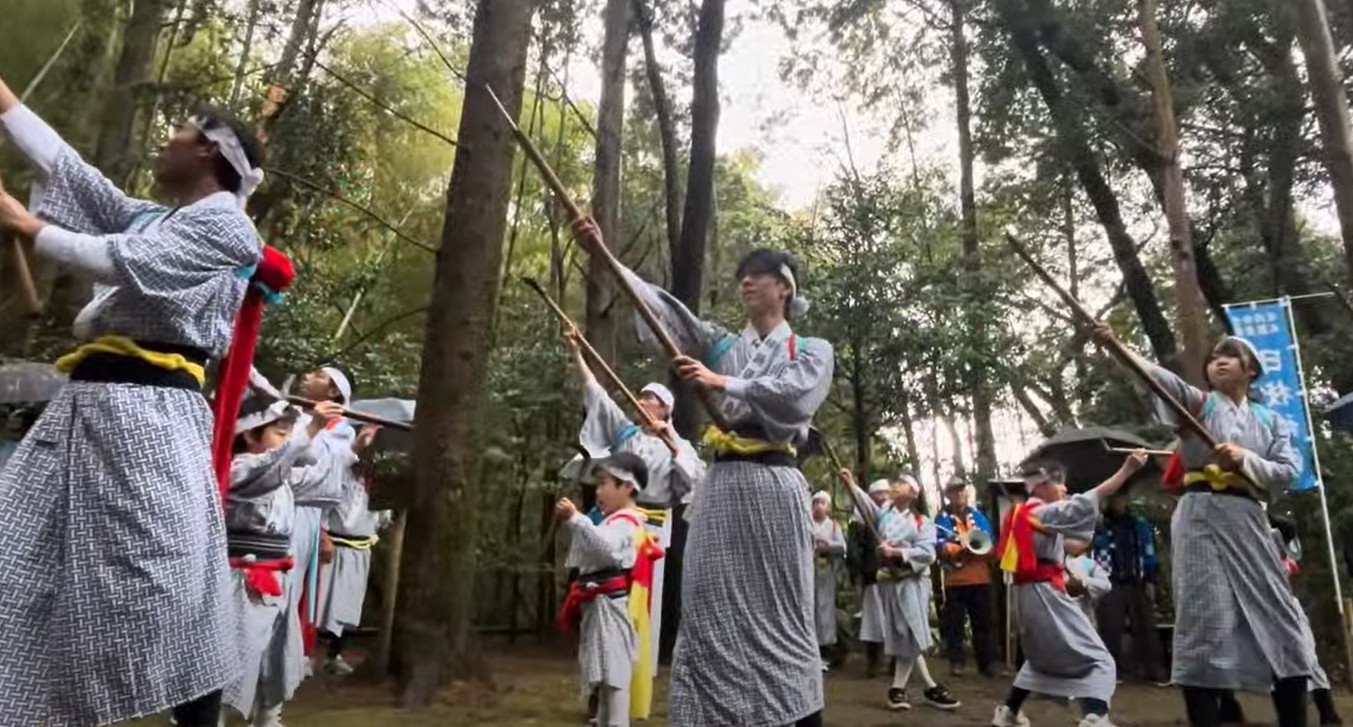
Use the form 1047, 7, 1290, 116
809, 490, 845, 671
565, 328, 705, 688
991, 453, 1146, 727
573, 218, 832, 727
1093, 325, 1319, 727
844, 471, 960, 713
0, 76, 263, 725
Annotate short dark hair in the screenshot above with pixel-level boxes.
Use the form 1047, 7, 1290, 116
1205, 337, 1262, 385
193, 108, 264, 193
735, 248, 801, 318
1020, 459, 1066, 485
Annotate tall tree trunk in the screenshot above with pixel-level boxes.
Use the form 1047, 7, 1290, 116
899, 392, 923, 473
669, 0, 724, 438
951, 0, 996, 482
1293, 0, 1353, 285
1063, 180, 1088, 381
1138, 0, 1209, 385
634, 0, 682, 260
399, 0, 535, 703
231, 0, 263, 106
257, 0, 323, 138
999, 2, 1177, 363
850, 342, 870, 476
586, 0, 630, 366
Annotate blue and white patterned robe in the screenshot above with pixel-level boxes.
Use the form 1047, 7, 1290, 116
848, 490, 935, 661
1145, 364, 1317, 692
0, 105, 258, 725
315, 470, 389, 638
619, 265, 834, 727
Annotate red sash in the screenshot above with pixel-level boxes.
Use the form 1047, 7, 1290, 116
558, 574, 632, 633
229, 555, 295, 598
1012, 560, 1066, 592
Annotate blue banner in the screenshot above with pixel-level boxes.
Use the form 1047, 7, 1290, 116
1223, 300, 1319, 491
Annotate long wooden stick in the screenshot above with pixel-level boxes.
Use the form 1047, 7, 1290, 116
284, 394, 414, 431
1005, 232, 1261, 494
524, 277, 677, 454
816, 430, 884, 544
487, 84, 730, 431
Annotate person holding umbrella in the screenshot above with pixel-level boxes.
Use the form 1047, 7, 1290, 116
1092, 325, 1317, 727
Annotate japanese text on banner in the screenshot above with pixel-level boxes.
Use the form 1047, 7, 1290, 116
1222, 300, 1317, 491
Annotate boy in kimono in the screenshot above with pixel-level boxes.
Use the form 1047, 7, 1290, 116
224, 396, 341, 722
0, 75, 263, 725
852, 479, 894, 678
843, 471, 960, 713
573, 218, 833, 727
1093, 325, 1319, 727
810, 490, 846, 671
316, 470, 390, 676
564, 327, 705, 689
556, 452, 663, 727
992, 452, 1147, 727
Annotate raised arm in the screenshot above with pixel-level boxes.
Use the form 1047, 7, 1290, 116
231, 433, 317, 499
607, 258, 730, 362
1092, 323, 1206, 424
842, 472, 883, 524
289, 424, 358, 507
563, 513, 638, 568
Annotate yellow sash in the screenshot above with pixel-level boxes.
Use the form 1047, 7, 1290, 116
1183, 465, 1261, 499
636, 506, 667, 526
329, 535, 378, 550
55, 335, 206, 386
701, 427, 795, 457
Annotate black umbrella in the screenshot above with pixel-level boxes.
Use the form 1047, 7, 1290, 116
0, 362, 66, 405
1021, 426, 1165, 492
1323, 392, 1353, 434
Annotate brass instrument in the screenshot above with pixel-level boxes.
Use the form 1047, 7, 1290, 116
935, 524, 994, 557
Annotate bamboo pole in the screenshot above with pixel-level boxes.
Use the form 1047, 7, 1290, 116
284, 394, 413, 431
486, 84, 730, 431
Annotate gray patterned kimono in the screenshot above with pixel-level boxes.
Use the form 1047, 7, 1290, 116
619, 265, 834, 726
0, 106, 257, 725
1010, 493, 1117, 703
564, 508, 642, 697
849, 489, 935, 661
222, 433, 315, 719
265, 419, 353, 703
810, 516, 846, 647
316, 472, 388, 637
1145, 364, 1317, 692
579, 380, 705, 674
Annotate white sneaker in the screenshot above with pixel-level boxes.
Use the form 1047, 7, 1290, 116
1077, 716, 1116, 727
326, 655, 355, 675
250, 704, 285, 727
820, 660, 830, 673
992, 704, 1030, 727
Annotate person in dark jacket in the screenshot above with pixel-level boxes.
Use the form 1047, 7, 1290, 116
1091, 494, 1167, 684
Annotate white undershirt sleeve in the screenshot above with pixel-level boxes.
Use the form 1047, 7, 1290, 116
33, 226, 116, 281
1, 105, 67, 175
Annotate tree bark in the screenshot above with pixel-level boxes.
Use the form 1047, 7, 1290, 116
399, 0, 535, 703
230, 0, 263, 106
634, 0, 682, 260
1138, 0, 1209, 385
850, 343, 870, 476
586, 0, 630, 366
999, 2, 1177, 363
257, 0, 323, 138
669, 0, 724, 438
1294, 0, 1353, 285
950, 0, 997, 482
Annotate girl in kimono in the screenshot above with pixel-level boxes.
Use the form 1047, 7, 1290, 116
1093, 325, 1318, 727
573, 218, 833, 727
992, 453, 1145, 727
556, 453, 659, 727
223, 397, 340, 722
0, 77, 263, 726
844, 471, 960, 713
810, 490, 845, 671
854, 478, 894, 678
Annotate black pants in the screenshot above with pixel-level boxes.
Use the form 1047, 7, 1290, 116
941, 583, 994, 671
170, 690, 222, 727
1184, 679, 1308, 727
1097, 579, 1166, 681
324, 630, 347, 659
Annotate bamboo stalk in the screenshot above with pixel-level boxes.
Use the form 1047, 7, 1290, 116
284, 394, 413, 431
487, 84, 730, 431
523, 277, 677, 454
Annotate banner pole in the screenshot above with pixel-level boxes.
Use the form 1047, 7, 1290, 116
1282, 297, 1352, 688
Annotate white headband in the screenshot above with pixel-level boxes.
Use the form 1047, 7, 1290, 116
190, 116, 264, 207
235, 399, 295, 436
867, 479, 892, 495
812, 490, 831, 505
779, 263, 811, 318
321, 366, 352, 403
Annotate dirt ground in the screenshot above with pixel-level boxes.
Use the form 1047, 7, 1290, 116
122, 646, 1353, 726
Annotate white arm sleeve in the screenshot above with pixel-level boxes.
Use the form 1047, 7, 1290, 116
1, 105, 67, 174
34, 226, 116, 281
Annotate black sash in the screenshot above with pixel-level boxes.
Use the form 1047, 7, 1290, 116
68, 341, 209, 392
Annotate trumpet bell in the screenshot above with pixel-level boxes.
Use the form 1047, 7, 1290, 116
963, 529, 994, 556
